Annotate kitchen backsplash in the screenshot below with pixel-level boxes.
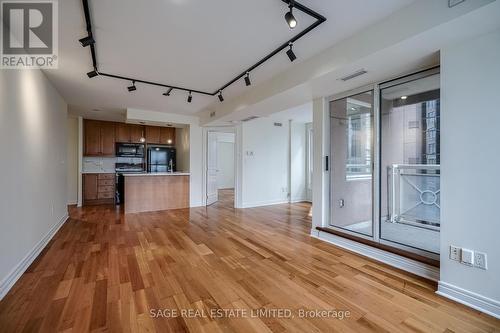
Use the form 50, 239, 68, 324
83, 157, 116, 173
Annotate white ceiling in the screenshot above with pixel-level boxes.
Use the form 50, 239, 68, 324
47, 0, 415, 120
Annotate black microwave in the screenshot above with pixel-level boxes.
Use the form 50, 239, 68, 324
116, 143, 145, 157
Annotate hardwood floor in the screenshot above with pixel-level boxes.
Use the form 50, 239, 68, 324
0, 200, 498, 332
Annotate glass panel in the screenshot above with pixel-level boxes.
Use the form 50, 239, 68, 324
330, 91, 373, 236
380, 74, 440, 254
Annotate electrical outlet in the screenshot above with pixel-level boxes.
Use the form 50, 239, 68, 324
461, 248, 474, 266
449, 245, 460, 261
474, 252, 488, 270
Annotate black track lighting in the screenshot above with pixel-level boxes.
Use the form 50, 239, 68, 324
163, 88, 173, 96
244, 72, 251, 86
187, 91, 193, 103
79, 35, 95, 47
87, 70, 98, 78
285, 1, 297, 29
127, 81, 137, 92
218, 91, 224, 102
286, 43, 297, 62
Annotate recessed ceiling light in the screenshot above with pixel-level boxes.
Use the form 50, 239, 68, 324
401, 96, 408, 100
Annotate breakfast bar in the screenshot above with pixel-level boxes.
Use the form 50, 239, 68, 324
123, 173, 190, 213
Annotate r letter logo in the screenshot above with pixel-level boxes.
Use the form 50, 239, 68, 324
1, 0, 58, 68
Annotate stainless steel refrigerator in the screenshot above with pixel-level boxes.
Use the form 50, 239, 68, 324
147, 146, 176, 173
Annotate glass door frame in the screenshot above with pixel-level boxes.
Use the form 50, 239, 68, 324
327, 67, 440, 260
328, 84, 380, 243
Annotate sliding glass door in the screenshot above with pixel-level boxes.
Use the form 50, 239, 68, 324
329, 90, 374, 237
328, 68, 440, 260
379, 71, 440, 256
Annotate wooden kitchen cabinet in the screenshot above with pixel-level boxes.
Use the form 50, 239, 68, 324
84, 120, 116, 156
116, 123, 144, 143
146, 125, 175, 145
83, 173, 115, 205
145, 126, 161, 144
160, 127, 176, 145
84, 120, 102, 156
101, 121, 116, 155
83, 174, 98, 201
130, 125, 144, 143
115, 123, 130, 143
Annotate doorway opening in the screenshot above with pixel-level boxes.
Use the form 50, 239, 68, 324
206, 131, 236, 207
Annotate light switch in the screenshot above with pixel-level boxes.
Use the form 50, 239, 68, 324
461, 248, 474, 266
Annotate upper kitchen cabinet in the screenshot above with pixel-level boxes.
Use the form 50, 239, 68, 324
84, 120, 116, 156
160, 127, 175, 145
146, 125, 175, 145
116, 123, 144, 143
130, 125, 145, 143
145, 126, 161, 144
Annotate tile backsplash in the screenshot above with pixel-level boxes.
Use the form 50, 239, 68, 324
83, 157, 116, 173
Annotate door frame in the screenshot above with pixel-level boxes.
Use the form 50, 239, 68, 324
328, 84, 379, 243
202, 126, 242, 208
325, 67, 441, 260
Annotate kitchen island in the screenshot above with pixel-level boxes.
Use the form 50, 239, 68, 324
123, 172, 190, 213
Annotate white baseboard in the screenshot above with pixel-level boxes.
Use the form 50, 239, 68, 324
313, 229, 440, 281
437, 281, 500, 319
0, 213, 69, 300
290, 198, 309, 203
241, 199, 289, 208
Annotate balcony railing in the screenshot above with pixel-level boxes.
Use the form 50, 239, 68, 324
387, 164, 440, 231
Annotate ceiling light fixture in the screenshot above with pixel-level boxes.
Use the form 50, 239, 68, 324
187, 91, 193, 103
401, 96, 408, 100
245, 72, 252, 86
87, 70, 98, 78
218, 91, 224, 102
79, 35, 95, 47
285, 0, 297, 29
163, 88, 173, 96
286, 43, 297, 62
128, 81, 137, 92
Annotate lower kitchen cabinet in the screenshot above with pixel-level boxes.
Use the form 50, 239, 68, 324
83, 173, 115, 205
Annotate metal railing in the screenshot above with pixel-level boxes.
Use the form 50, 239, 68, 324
388, 164, 440, 231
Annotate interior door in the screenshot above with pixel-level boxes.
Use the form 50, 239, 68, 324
206, 132, 218, 205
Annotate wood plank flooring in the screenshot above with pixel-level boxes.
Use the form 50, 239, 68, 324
0, 190, 499, 332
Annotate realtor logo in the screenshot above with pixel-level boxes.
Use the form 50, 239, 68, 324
1, 0, 58, 68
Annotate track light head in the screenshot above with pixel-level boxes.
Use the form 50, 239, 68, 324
218, 91, 224, 102
163, 88, 173, 96
79, 35, 95, 47
127, 81, 137, 92
285, 5, 297, 29
187, 91, 193, 103
86, 70, 98, 78
244, 72, 251, 86
286, 43, 297, 62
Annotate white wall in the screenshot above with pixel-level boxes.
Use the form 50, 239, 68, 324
241, 118, 289, 207
439, 28, 500, 316
0, 69, 68, 299
290, 122, 307, 202
67, 117, 79, 204
216, 133, 235, 189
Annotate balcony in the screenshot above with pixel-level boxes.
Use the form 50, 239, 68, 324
387, 164, 440, 231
